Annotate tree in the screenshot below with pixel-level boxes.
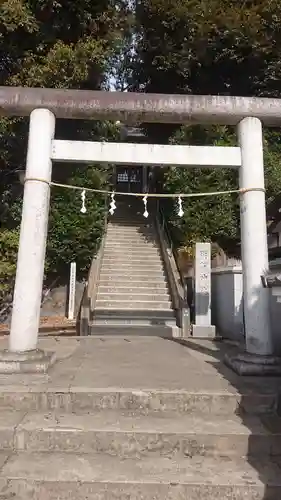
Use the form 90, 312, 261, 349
160, 125, 239, 254
133, 0, 281, 97
0, 0, 128, 302
47, 166, 110, 280
131, 0, 281, 253
0, 229, 18, 318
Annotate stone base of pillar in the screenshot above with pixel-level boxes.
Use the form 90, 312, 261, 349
192, 324, 216, 339
0, 349, 56, 374
224, 351, 281, 376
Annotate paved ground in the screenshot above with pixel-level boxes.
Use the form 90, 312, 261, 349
0, 336, 280, 499
0, 335, 279, 396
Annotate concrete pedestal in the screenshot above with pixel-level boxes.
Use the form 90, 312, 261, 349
0, 349, 56, 374
225, 351, 281, 376
192, 325, 216, 339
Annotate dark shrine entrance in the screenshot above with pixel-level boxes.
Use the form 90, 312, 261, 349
113, 126, 149, 194
116, 166, 143, 193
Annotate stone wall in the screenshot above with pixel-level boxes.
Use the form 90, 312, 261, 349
40, 282, 85, 318
1, 281, 85, 326
211, 266, 244, 342
211, 261, 281, 354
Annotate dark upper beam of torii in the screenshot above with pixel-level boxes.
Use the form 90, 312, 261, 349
1, 86, 281, 126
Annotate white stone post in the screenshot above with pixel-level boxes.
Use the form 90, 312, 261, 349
193, 242, 216, 338
238, 117, 272, 356
9, 109, 56, 353
68, 262, 76, 320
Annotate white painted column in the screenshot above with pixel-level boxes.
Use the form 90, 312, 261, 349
9, 109, 55, 353
238, 117, 272, 355
68, 262, 76, 320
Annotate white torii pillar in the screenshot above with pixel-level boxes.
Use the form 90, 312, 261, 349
0, 109, 56, 373
225, 117, 281, 375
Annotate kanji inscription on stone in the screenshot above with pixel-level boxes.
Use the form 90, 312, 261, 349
195, 243, 211, 326
68, 262, 76, 320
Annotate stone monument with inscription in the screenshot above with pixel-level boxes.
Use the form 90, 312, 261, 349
192, 242, 216, 338
68, 262, 76, 321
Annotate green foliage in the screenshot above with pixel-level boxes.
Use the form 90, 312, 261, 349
2, 0, 281, 285
264, 131, 281, 204
162, 125, 281, 252
162, 125, 239, 250
131, 0, 281, 254
47, 166, 109, 279
0, 0, 130, 88
164, 166, 239, 247
0, 0, 128, 287
0, 229, 19, 297
133, 0, 281, 97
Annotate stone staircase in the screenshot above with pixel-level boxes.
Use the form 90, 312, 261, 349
90, 201, 177, 335
0, 336, 281, 499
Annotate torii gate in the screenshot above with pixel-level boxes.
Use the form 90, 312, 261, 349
0, 87, 280, 375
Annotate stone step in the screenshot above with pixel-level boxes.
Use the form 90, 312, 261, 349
107, 222, 154, 227
89, 325, 176, 335
105, 238, 158, 245
107, 226, 155, 231
102, 256, 161, 264
96, 293, 171, 302
106, 237, 156, 242
106, 227, 155, 232
104, 245, 159, 252
106, 228, 156, 233
103, 251, 159, 258
103, 252, 161, 259
107, 223, 154, 229
109, 218, 151, 222
106, 236, 156, 241
99, 270, 165, 278
98, 278, 166, 286
108, 225, 154, 230
101, 262, 164, 271
108, 221, 152, 225
99, 275, 166, 283
94, 309, 176, 320
9, 411, 280, 458
104, 243, 159, 250
104, 244, 159, 251
105, 239, 158, 245
98, 276, 168, 285
97, 286, 169, 294
106, 229, 156, 235
102, 256, 163, 266
0, 388, 276, 415
108, 227, 152, 232
108, 218, 153, 222
108, 221, 154, 225
1, 452, 280, 499
91, 319, 177, 327
95, 300, 172, 310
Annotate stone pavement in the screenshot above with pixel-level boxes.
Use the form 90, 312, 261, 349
0, 335, 278, 395
0, 336, 280, 499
